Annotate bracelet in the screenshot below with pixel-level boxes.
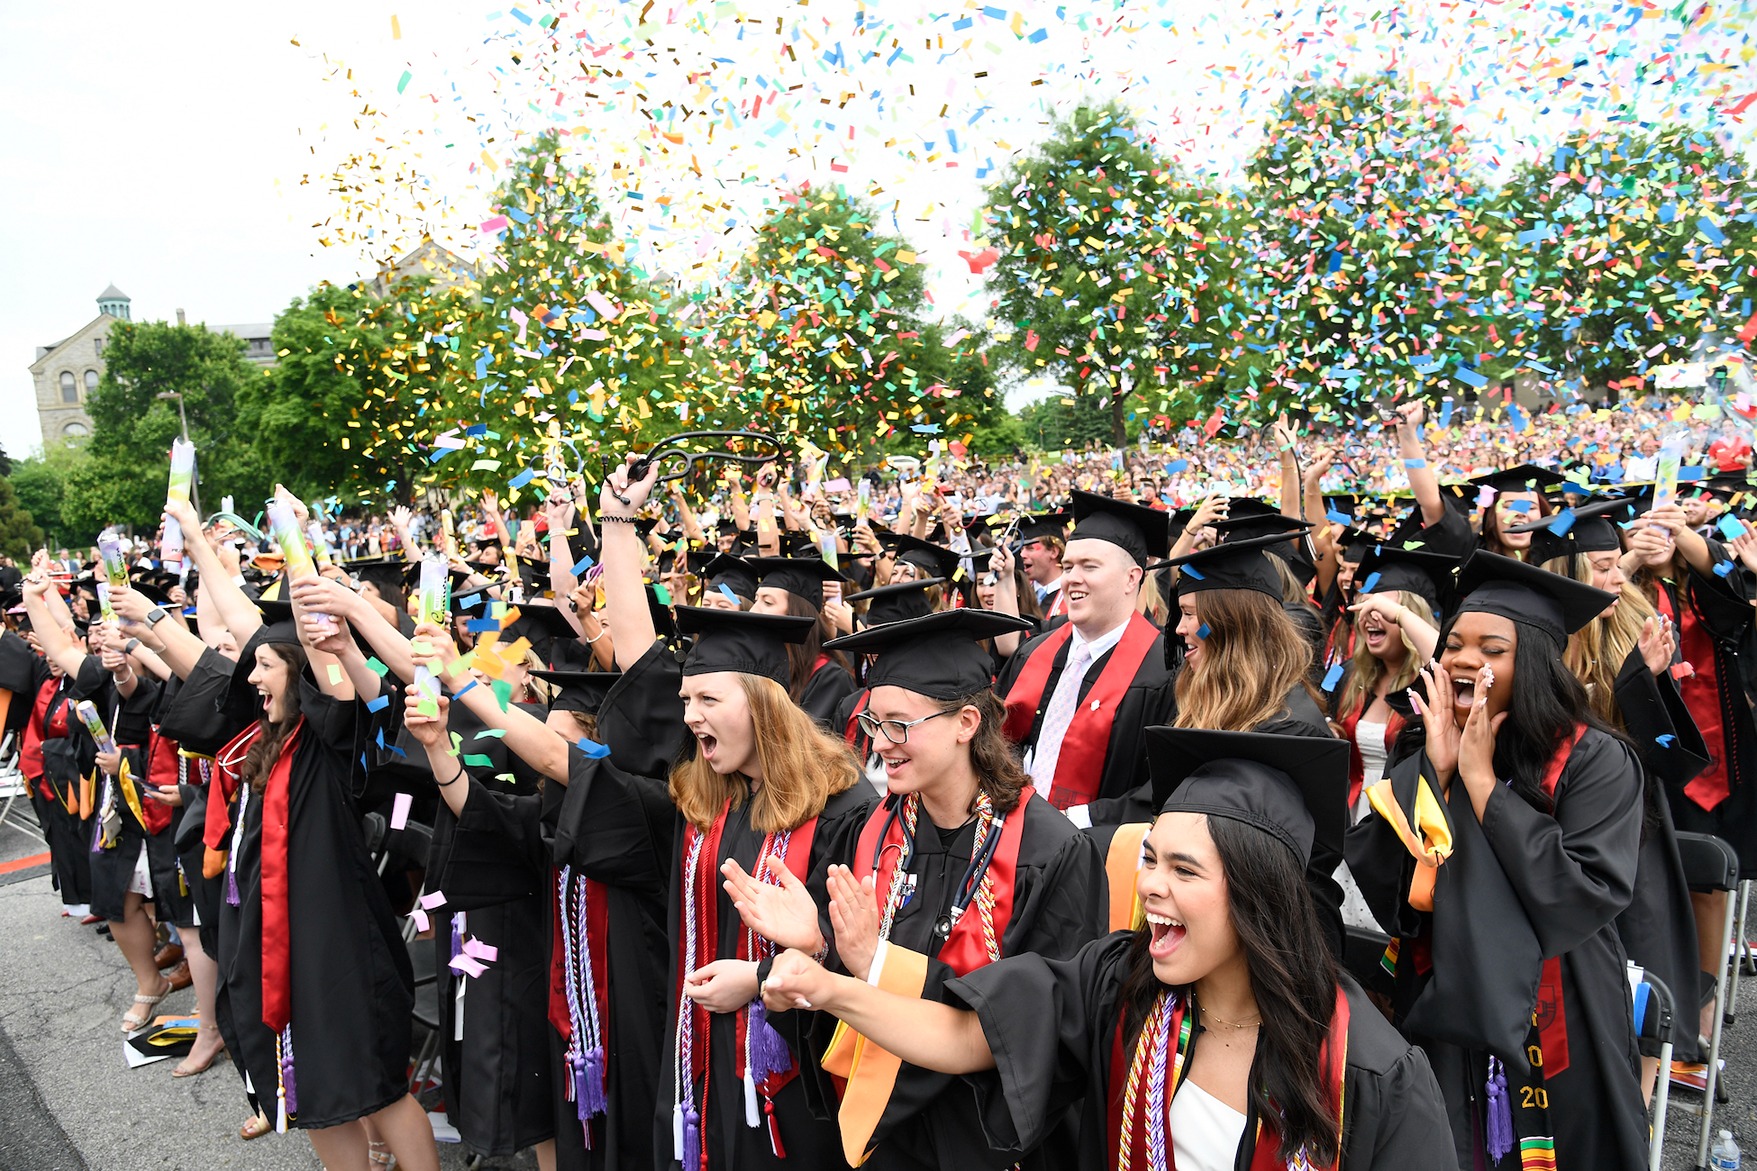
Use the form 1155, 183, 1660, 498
437, 765, 467, 788
231, 574, 247, 587
585, 629, 607, 645
600, 513, 637, 525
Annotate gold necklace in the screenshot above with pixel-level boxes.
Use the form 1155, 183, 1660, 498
1195, 998, 1261, 1030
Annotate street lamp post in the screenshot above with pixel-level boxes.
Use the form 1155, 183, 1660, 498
155, 391, 202, 516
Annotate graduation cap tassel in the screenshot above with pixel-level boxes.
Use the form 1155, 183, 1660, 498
1484, 1056, 1514, 1163
745, 999, 792, 1088
579, 1048, 607, 1120
681, 1106, 702, 1171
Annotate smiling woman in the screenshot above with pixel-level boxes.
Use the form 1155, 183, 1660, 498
1346, 550, 1648, 1171
751, 729, 1452, 1171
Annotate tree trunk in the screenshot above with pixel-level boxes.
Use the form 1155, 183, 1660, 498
1110, 374, 1130, 447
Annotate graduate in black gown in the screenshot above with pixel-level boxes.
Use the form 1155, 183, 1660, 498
402, 650, 671, 1171
757, 728, 1452, 1170
995, 491, 1172, 826
726, 608, 1107, 1169
1345, 552, 1647, 1171
566, 455, 875, 1170
1162, 535, 1345, 956
1513, 499, 1711, 1075
745, 555, 858, 728
209, 590, 439, 1170
293, 569, 563, 1167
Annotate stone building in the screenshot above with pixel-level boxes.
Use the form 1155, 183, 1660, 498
28, 287, 275, 451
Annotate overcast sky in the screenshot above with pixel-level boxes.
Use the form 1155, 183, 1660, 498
2, 0, 1747, 465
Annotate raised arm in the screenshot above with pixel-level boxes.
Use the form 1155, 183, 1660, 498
166, 497, 262, 642
110, 585, 205, 680
1394, 402, 1446, 528
599, 456, 662, 672
21, 571, 86, 677
411, 622, 570, 783
542, 495, 588, 640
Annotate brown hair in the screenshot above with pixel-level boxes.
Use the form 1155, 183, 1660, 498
1174, 590, 1317, 731
1481, 494, 1552, 560
240, 643, 309, 795
925, 689, 1030, 815
669, 673, 860, 832
1334, 590, 1427, 719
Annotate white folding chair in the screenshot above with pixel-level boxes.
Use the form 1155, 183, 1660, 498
1636, 972, 1675, 1171
0, 730, 43, 843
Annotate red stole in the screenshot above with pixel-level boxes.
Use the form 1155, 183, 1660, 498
674, 803, 818, 1095
209, 717, 305, 1032
133, 725, 179, 836
1654, 586, 1731, 810
21, 677, 59, 791
844, 690, 870, 748
1338, 693, 1407, 810
852, 789, 1031, 976
1002, 612, 1159, 810
1530, 723, 1587, 1078
1108, 986, 1351, 1170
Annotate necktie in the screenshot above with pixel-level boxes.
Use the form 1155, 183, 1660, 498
1035, 584, 1048, 604
1028, 642, 1092, 788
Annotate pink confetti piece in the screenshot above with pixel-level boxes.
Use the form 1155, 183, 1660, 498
390, 791, 413, 831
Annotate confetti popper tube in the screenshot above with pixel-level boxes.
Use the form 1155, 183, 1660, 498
97, 536, 127, 622
306, 520, 334, 570
74, 700, 116, 756
162, 440, 195, 569
267, 502, 317, 580
418, 553, 450, 628
1653, 436, 1684, 513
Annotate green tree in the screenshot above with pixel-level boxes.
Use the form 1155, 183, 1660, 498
444, 132, 686, 495
695, 183, 964, 464
1242, 74, 1487, 415
82, 320, 271, 530
0, 477, 44, 559
983, 103, 1234, 444
11, 439, 92, 548
1492, 123, 1757, 394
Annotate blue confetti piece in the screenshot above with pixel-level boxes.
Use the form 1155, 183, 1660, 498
1326, 508, 1352, 526
1718, 515, 1746, 541
1550, 509, 1576, 537
1164, 459, 1189, 474
1182, 566, 1204, 580
1196, 623, 1210, 640
1438, 398, 1454, 428
719, 583, 739, 603
1321, 662, 1345, 693
1455, 366, 1489, 389
507, 468, 535, 490
1359, 572, 1382, 595
467, 618, 500, 633
1698, 217, 1727, 246
1655, 734, 1676, 748
1714, 560, 1735, 577
365, 695, 391, 713
576, 737, 611, 759
571, 554, 596, 575
1504, 499, 1534, 514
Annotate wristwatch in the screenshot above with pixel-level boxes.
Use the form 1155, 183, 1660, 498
145, 606, 170, 627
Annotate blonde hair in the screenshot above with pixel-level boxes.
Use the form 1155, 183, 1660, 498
1543, 555, 1653, 727
668, 673, 861, 832
1136, 571, 1167, 626
1334, 590, 1428, 719
1174, 590, 1317, 731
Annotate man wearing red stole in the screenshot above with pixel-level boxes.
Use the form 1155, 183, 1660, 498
998, 491, 1172, 828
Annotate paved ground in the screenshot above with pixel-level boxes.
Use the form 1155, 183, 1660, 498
0, 797, 1749, 1170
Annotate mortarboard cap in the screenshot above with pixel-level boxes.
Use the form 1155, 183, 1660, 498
1352, 545, 1456, 618
1468, 464, 1567, 496
845, 578, 942, 626
1068, 490, 1170, 566
1507, 496, 1636, 565
1453, 549, 1616, 643
702, 554, 759, 603
878, 532, 962, 582
825, 610, 1032, 701
530, 669, 620, 716
676, 606, 815, 686
1159, 531, 1291, 599
1146, 728, 1349, 866
746, 556, 849, 611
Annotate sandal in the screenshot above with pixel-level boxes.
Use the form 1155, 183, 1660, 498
121, 978, 172, 1033
172, 1040, 224, 1079
239, 1113, 272, 1141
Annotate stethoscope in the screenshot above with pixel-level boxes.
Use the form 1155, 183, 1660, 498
870, 794, 1004, 946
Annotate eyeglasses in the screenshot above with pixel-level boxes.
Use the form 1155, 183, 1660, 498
855, 707, 957, 744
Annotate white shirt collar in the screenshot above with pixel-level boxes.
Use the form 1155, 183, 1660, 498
1069, 615, 1131, 662
1039, 574, 1063, 595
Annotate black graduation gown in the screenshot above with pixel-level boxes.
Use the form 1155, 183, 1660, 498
799, 659, 856, 731
0, 635, 90, 906
994, 624, 1172, 826
213, 683, 414, 1129
1651, 555, 1757, 874
943, 931, 1453, 1168
423, 698, 557, 1156
794, 792, 1107, 1170
1344, 730, 1646, 1171
1609, 646, 1711, 1061
561, 639, 873, 1170
83, 664, 162, 921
